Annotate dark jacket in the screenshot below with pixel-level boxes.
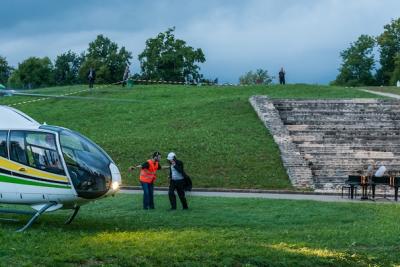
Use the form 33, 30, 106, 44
169, 159, 185, 179
87, 69, 96, 80
169, 159, 192, 191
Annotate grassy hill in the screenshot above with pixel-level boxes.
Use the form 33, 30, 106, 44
0, 84, 378, 189
1, 194, 399, 266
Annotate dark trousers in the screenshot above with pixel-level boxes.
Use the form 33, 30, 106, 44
89, 79, 95, 88
279, 77, 285, 85
169, 180, 188, 209
141, 182, 154, 209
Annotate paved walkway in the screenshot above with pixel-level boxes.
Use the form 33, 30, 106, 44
360, 89, 400, 99
120, 189, 398, 204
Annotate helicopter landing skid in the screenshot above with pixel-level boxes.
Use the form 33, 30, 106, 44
65, 206, 80, 225
16, 202, 58, 232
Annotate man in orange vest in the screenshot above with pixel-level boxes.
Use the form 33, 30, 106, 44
129, 152, 162, 210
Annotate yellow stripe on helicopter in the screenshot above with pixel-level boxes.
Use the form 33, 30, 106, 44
0, 157, 69, 183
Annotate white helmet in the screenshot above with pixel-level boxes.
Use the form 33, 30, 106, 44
167, 152, 176, 161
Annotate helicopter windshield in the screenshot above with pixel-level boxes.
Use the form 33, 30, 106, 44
40, 126, 112, 199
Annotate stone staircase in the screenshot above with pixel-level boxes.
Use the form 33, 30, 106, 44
250, 96, 400, 191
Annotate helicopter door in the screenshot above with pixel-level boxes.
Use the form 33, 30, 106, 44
9, 131, 66, 176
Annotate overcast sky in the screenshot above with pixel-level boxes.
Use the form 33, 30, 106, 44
0, 0, 399, 84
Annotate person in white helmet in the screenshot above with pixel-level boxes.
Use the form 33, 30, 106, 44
167, 152, 189, 210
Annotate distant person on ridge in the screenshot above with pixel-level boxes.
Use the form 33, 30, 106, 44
122, 65, 130, 87
279, 67, 286, 85
87, 67, 96, 89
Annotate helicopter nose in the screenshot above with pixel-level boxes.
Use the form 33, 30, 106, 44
109, 163, 122, 192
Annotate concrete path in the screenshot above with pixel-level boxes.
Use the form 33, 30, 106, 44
360, 89, 400, 99
120, 189, 398, 204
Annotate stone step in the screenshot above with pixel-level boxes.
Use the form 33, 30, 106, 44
311, 169, 400, 178
315, 175, 400, 182
276, 108, 400, 114
284, 121, 399, 126
277, 110, 400, 117
277, 108, 400, 115
309, 159, 400, 165
280, 115, 400, 122
303, 153, 398, 159
286, 125, 400, 131
295, 142, 400, 148
292, 135, 400, 142
276, 103, 400, 109
302, 152, 398, 159
289, 131, 400, 138
308, 159, 400, 166
297, 143, 400, 149
314, 177, 347, 183
272, 99, 400, 107
299, 149, 400, 155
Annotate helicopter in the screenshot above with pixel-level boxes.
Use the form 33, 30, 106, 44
0, 104, 122, 232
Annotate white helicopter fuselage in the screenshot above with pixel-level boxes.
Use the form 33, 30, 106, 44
0, 106, 121, 211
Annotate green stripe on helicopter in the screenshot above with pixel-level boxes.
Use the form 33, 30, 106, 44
0, 174, 71, 189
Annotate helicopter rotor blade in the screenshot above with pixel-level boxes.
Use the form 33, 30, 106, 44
9, 92, 145, 103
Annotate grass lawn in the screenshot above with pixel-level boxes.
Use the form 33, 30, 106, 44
0, 84, 378, 189
0, 194, 399, 266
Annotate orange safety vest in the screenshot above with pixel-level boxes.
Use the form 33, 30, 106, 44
140, 160, 159, 183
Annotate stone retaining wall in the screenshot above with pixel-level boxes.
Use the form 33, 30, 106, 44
250, 96, 400, 192
249, 96, 314, 189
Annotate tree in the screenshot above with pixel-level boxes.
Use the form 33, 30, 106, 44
377, 18, 400, 85
54, 50, 82, 85
334, 35, 376, 86
138, 27, 206, 83
79, 35, 132, 83
390, 53, 400, 85
0, 56, 12, 85
8, 57, 54, 89
239, 69, 273, 85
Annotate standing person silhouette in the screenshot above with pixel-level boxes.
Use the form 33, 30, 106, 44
87, 67, 96, 89
279, 67, 286, 85
167, 152, 189, 210
122, 65, 130, 87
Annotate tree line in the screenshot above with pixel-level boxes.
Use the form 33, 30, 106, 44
0, 28, 207, 89
333, 18, 400, 86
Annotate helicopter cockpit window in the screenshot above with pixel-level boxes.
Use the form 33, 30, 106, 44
10, 131, 28, 165
10, 131, 65, 175
25, 132, 65, 175
0, 131, 7, 158
59, 129, 112, 199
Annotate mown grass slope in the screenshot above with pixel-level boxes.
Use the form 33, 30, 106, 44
0, 84, 377, 189
0, 194, 399, 266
